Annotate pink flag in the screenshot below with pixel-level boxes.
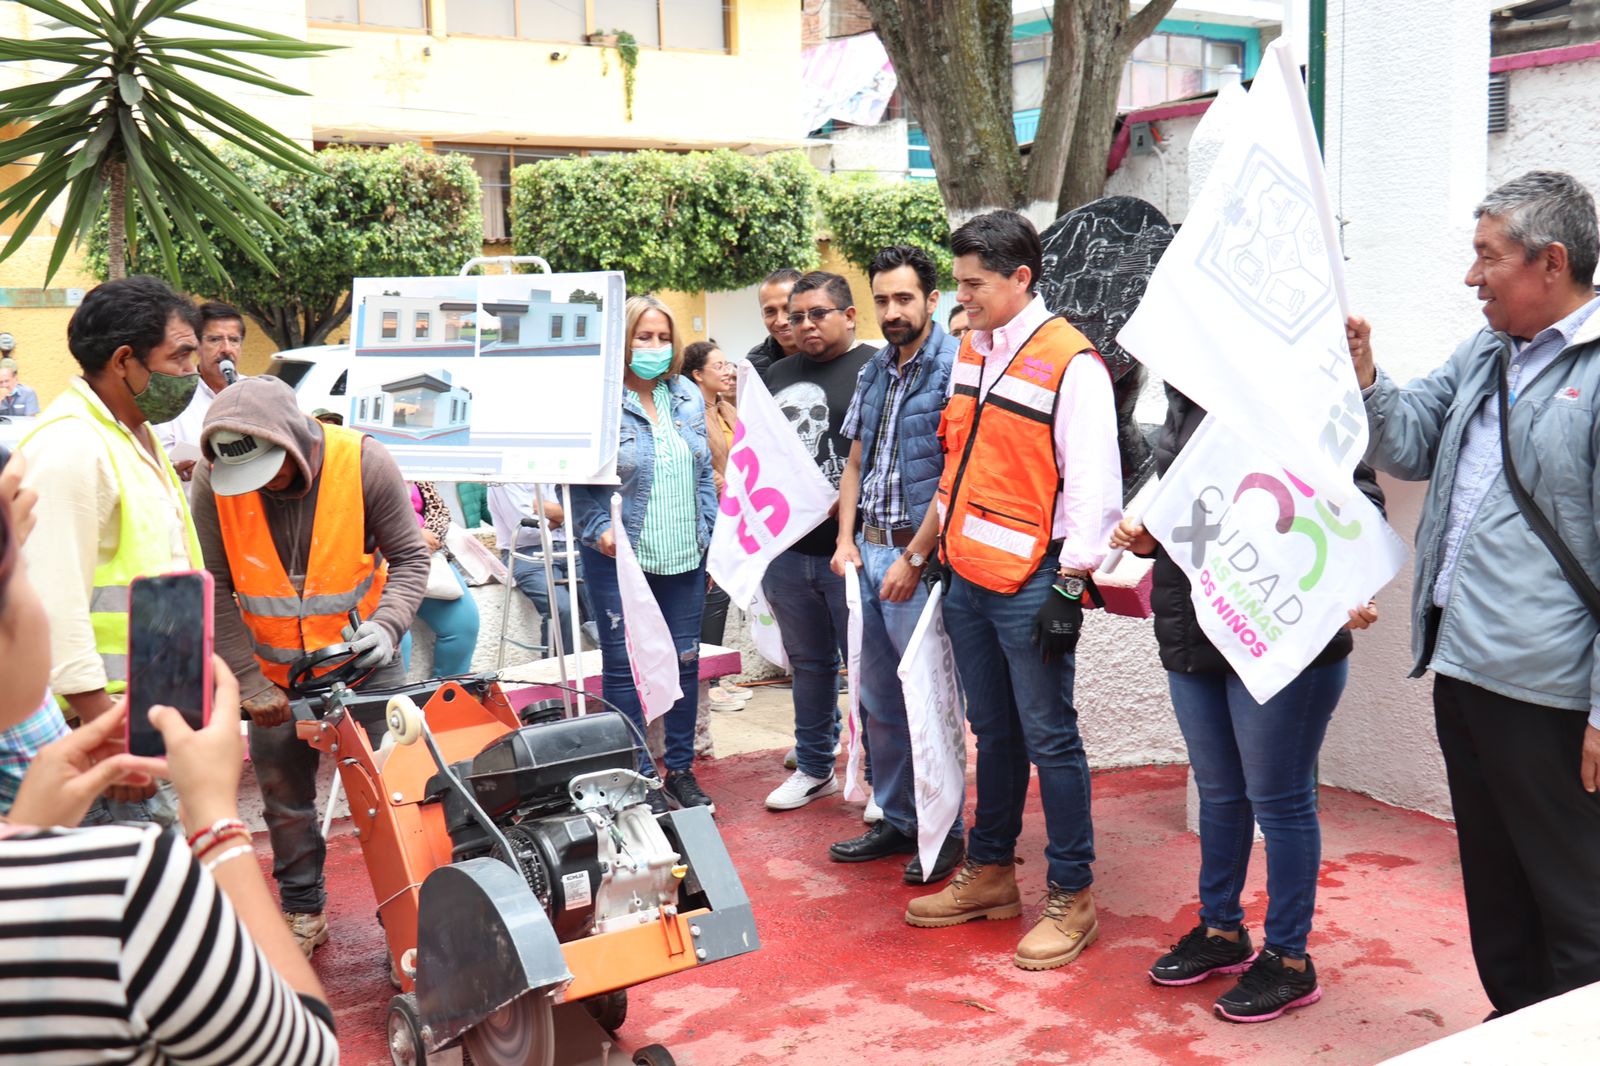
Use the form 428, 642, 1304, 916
610, 493, 683, 722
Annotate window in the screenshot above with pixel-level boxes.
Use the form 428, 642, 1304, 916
359, 397, 369, 420
381, 310, 399, 339
501, 315, 521, 343
1011, 33, 1050, 113
661, 0, 725, 51
374, 396, 385, 422
414, 312, 431, 339
594, 0, 659, 46
447, 0, 728, 50
445, 0, 588, 40
438, 144, 577, 240
550, 314, 564, 340
308, 0, 426, 28
1118, 33, 1243, 110
331, 370, 348, 396
574, 315, 587, 339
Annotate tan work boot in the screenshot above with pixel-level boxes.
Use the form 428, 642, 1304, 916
284, 911, 330, 958
1014, 885, 1099, 970
904, 857, 1022, 927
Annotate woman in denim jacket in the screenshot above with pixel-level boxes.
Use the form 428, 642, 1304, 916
571, 295, 719, 815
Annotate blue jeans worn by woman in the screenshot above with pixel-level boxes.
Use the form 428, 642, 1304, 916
415, 561, 480, 676
579, 543, 705, 776
1166, 659, 1348, 958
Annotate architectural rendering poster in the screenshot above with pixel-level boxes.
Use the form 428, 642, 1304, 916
345, 271, 626, 483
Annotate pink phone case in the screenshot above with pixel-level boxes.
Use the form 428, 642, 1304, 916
125, 570, 215, 754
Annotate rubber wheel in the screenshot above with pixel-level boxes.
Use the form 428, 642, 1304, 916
386, 993, 426, 1066
632, 1045, 677, 1066
582, 989, 627, 1033
463, 991, 554, 1066
386, 695, 423, 746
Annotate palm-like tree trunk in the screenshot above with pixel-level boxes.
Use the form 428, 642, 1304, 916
104, 156, 126, 280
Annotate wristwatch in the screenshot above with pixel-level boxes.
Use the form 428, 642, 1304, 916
1055, 573, 1086, 599
906, 551, 927, 568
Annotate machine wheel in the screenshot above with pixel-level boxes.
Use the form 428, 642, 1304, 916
386, 993, 426, 1066
462, 991, 555, 1066
632, 1045, 677, 1066
582, 989, 627, 1033
386, 695, 423, 746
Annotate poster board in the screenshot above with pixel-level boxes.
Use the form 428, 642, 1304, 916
343, 270, 626, 484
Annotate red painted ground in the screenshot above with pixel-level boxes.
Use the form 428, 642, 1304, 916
280, 756, 1486, 1065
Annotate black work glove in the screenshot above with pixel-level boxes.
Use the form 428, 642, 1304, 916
921, 555, 951, 598
1032, 585, 1084, 664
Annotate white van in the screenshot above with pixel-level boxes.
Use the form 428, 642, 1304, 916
264, 344, 356, 419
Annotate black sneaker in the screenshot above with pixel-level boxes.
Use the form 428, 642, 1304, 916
1214, 948, 1321, 1023
644, 784, 671, 816
1149, 924, 1257, 986
664, 768, 715, 815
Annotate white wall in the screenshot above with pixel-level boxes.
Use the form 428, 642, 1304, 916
1489, 51, 1600, 192
1103, 110, 1209, 224
704, 285, 768, 362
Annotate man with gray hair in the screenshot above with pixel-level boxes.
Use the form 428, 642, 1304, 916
1347, 169, 1600, 1016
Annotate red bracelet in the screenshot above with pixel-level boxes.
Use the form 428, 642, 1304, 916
194, 830, 252, 863
187, 818, 247, 854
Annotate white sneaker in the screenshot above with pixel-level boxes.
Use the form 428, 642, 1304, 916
864, 796, 884, 824
765, 770, 838, 811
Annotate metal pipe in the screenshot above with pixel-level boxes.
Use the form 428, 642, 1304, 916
1308, 0, 1328, 153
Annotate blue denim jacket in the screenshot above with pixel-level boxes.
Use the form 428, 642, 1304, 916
571, 374, 719, 553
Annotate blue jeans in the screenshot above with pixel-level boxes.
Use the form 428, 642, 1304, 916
1167, 659, 1348, 958
943, 567, 1093, 891
507, 548, 584, 653
856, 537, 962, 840
579, 544, 705, 775
415, 562, 480, 676
762, 549, 846, 781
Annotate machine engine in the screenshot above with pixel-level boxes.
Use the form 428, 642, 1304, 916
427, 710, 684, 941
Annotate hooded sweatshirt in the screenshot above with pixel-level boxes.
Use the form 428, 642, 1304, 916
190, 378, 429, 702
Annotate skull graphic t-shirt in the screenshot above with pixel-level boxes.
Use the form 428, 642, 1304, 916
766, 342, 876, 555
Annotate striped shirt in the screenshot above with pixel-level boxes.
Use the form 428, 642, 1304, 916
0, 823, 338, 1065
0, 692, 69, 813
841, 339, 930, 530
636, 381, 700, 575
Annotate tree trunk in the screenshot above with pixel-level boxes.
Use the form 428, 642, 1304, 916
1056, 0, 1179, 216
307, 291, 354, 347
1021, 7, 1086, 228
104, 156, 127, 281
866, 0, 1023, 220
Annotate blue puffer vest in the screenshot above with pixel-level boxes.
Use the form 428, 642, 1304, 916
853, 322, 959, 528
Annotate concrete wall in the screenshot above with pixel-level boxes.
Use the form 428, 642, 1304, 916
1103, 108, 1210, 224
1488, 47, 1600, 191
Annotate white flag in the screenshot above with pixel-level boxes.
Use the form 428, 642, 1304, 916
899, 586, 968, 881
841, 562, 869, 802
707, 362, 838, 607
746, 586, 789, 672
1142, 417, 1408, 703
610, 494, 683, 723
1117, 39, 1365, 498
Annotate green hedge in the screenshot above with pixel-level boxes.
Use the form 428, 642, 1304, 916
820, 177, 952, 289
510, 149, 819, 293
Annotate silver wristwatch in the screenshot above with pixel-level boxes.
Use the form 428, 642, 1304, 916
906, 551, 927, 568
1056, 574, 1086, 599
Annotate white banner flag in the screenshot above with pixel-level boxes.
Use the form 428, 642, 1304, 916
842, 562, 869, 802
1142, 418, 1408, 703
746, 586, 789, 672
707, 362, 838, 607
1117, 39, 1365, 498
899, 586, 968, 881
610, 494, 683, 723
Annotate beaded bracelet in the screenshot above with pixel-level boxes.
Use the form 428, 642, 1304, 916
187, 818, 246, 855
194, 829, 252, 863
203, 844, 255, 874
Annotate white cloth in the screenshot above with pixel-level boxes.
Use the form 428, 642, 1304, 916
952, 294, 1123, 571
899, 585, 968, 880
841, 561, 868, 802
610, 494, 682, 723
488, 483, 566, 552
747, 586, 789, 671
1116, 39, 1364, 500
707, 362, 838, 607
154, 377, 219, 454
1142, 416, 1408, 703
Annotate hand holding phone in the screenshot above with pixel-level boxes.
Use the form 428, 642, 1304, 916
147, 657, 246, 835
127, 571, 214, 759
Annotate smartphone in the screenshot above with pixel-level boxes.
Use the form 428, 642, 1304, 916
126, 571, 214, 758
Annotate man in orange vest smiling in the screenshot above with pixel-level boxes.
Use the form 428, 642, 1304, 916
190, 376, 429, 957
905, 210, 1123, 971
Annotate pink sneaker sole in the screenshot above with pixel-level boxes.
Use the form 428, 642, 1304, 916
1215, 985, 1322, 1023
1149, 952, 1258, 987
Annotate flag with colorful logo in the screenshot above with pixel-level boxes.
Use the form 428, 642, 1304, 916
610, 493, 683, 722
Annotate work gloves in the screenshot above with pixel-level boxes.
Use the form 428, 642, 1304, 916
921, 556, 951, 598
345, 620, 395, 670
1032, 585, 1084, 664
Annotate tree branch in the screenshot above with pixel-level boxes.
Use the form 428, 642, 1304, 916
1127, 0, 1181, 49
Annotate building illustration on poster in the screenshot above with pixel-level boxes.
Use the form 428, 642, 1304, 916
341, 271, 625, 483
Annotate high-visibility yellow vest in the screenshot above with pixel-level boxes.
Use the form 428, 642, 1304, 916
213, 423, 388, 687
23, 384, 204, 692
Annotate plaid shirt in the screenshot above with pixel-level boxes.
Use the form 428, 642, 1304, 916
841, 337, 931, 530
0, 691, 69, 813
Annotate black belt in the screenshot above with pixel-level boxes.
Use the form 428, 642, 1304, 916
861, 521, 916, 548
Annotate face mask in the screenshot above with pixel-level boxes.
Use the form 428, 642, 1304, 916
629, 344, 673, 380
128, 361, 199, 424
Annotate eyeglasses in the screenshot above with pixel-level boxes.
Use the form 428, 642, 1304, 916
786, 307, 845, 327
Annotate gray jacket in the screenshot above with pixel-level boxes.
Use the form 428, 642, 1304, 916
1364, 309, 1600, 718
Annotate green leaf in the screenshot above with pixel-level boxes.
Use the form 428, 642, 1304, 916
154, 52, 316, 96
65, 120, 118, 178
164, 9, 330, 43
116, 72, 143, 105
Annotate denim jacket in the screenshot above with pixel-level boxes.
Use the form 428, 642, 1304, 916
571, 374, 719, 553
1364, 310, 1600, 720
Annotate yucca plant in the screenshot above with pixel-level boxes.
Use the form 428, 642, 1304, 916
0, 0, 336, 283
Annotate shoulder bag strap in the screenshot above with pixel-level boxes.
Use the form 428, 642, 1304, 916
1496, 334, 1600, 622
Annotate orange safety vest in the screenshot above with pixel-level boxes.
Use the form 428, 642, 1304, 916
214, 423, 388, 686
935, 316, 1099, 595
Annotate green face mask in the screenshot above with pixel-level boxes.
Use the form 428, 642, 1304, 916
128, 361, 199, 424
